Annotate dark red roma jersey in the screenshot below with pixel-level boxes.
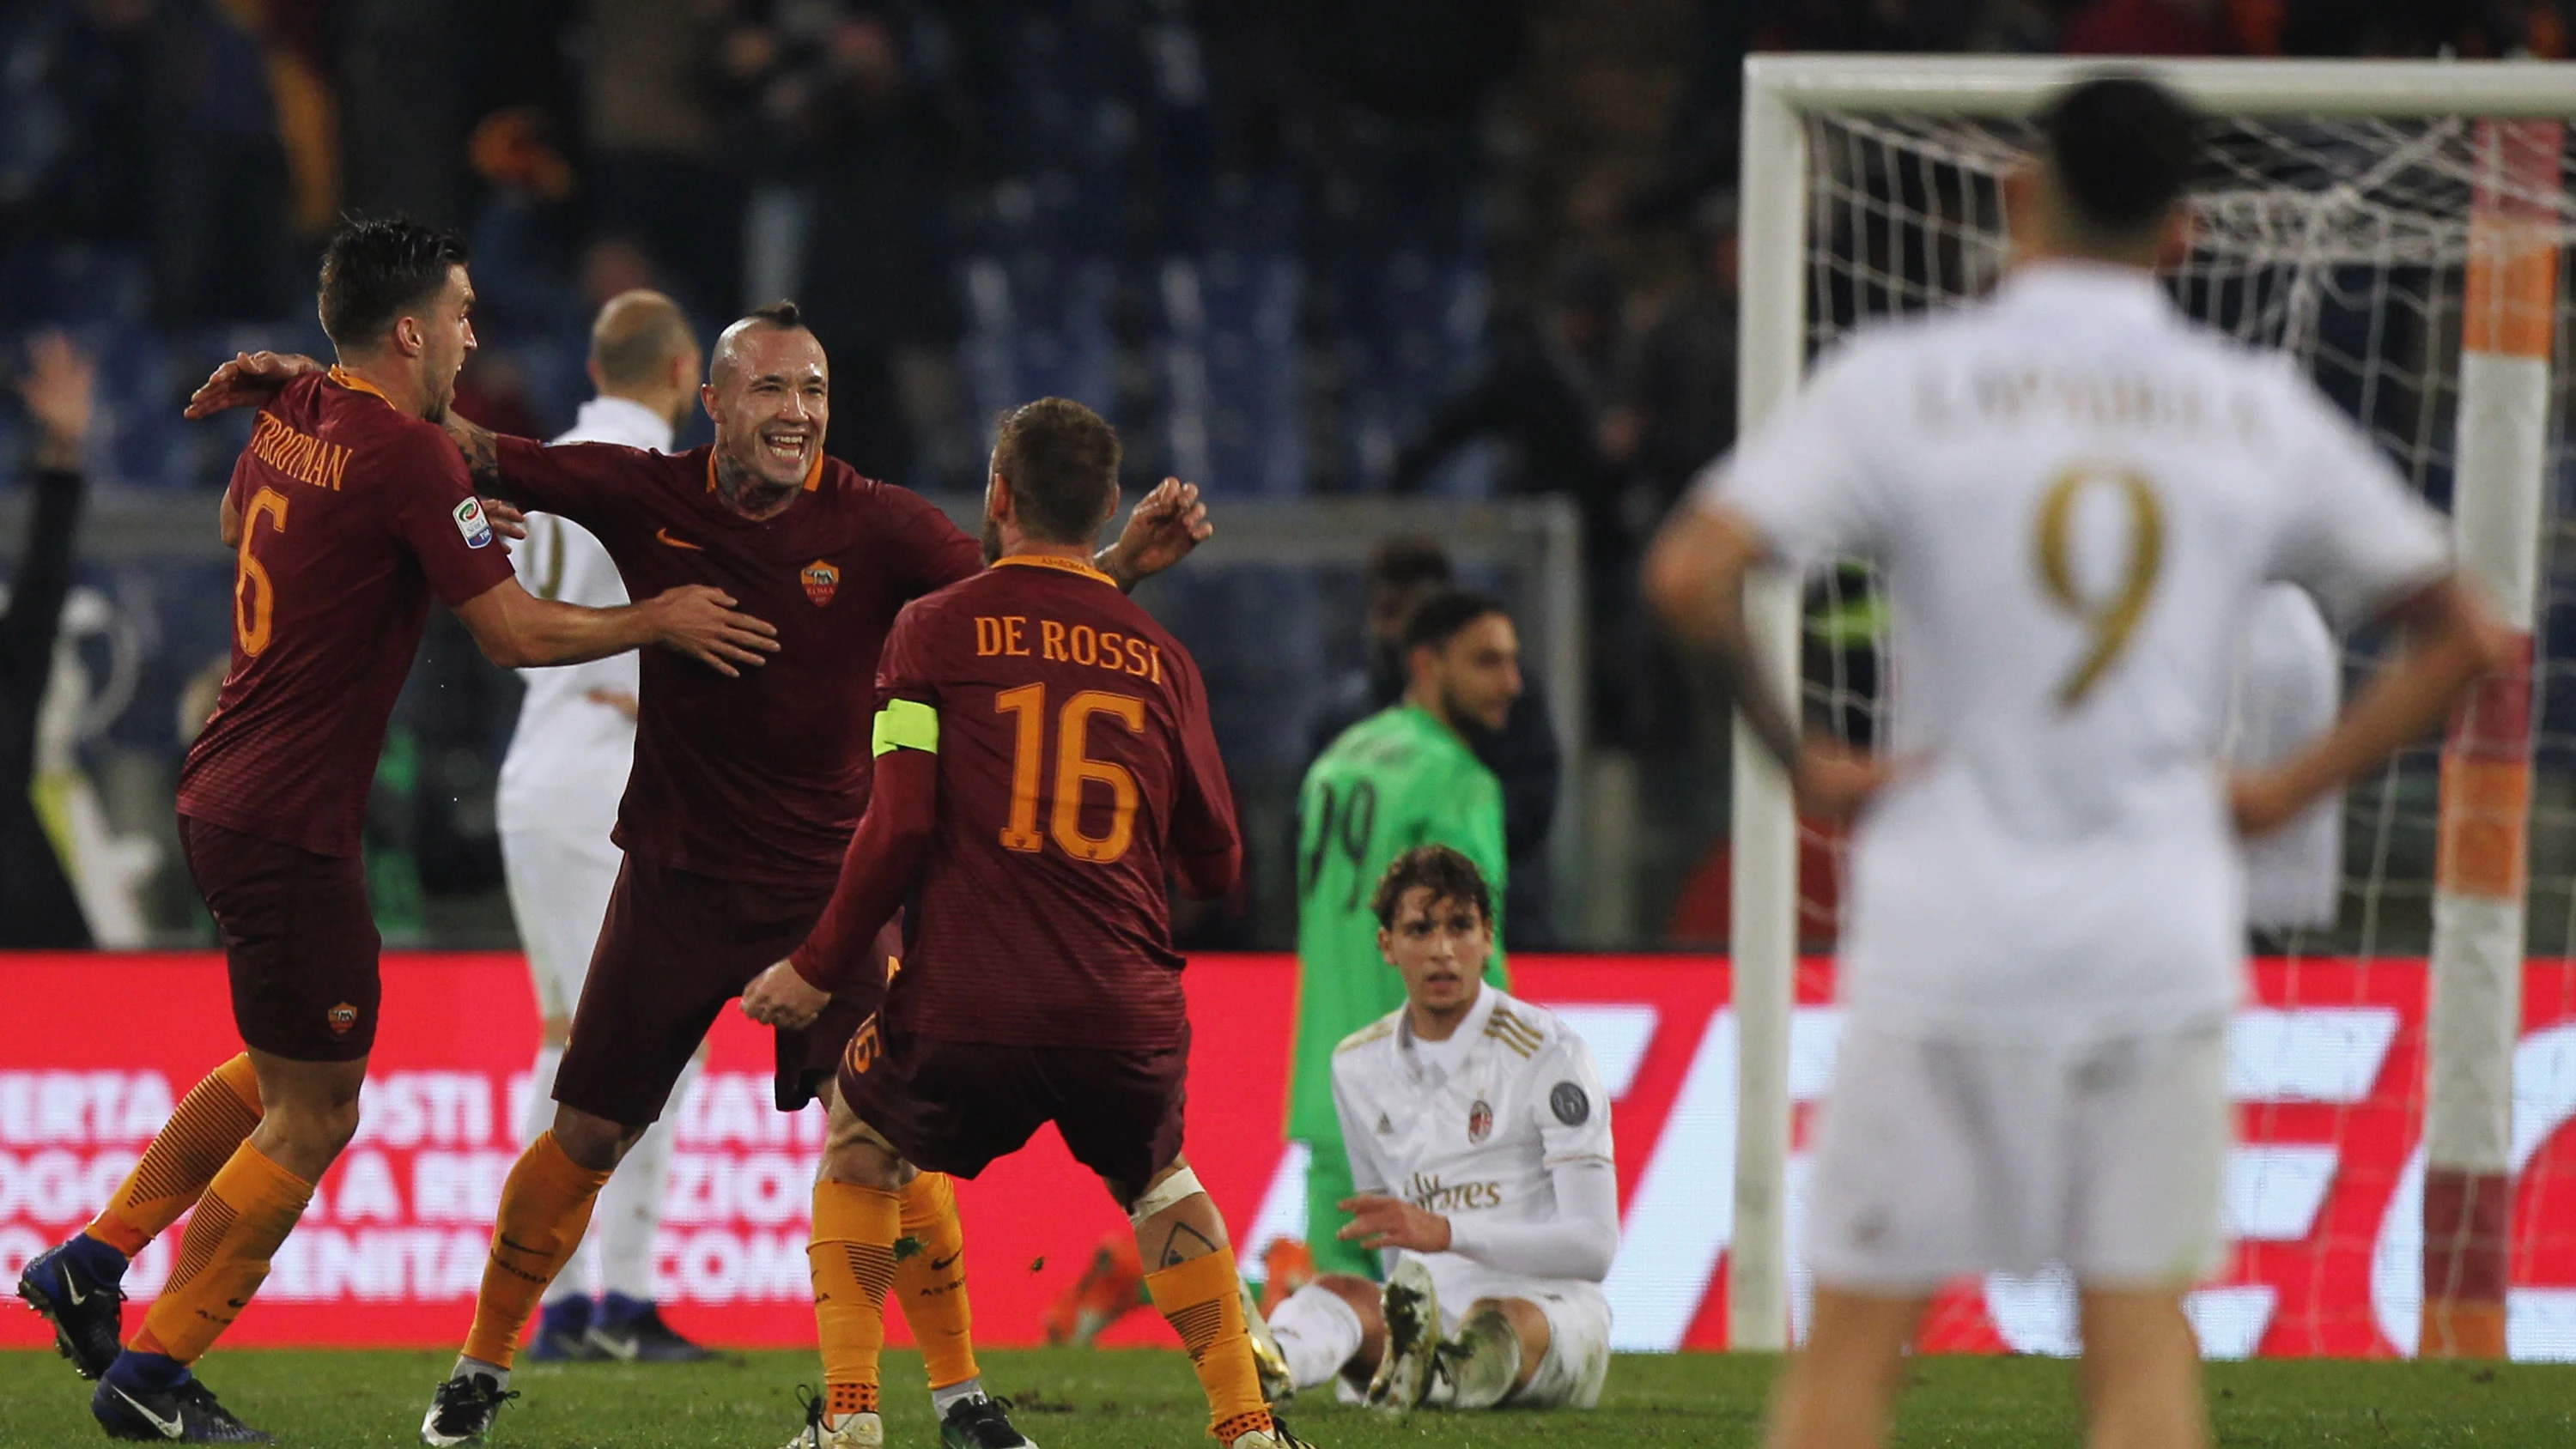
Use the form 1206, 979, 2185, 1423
492, 434, 981, 884
831, 555, 1239, 1049
179, 369, 515, 856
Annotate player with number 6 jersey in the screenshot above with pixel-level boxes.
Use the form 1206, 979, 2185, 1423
15, 218, 774, 1447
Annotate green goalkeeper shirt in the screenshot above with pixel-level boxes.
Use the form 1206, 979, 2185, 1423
1287, 702, 1510, 1142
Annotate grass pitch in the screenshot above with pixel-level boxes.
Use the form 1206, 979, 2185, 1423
5, 1348, 2573, 1447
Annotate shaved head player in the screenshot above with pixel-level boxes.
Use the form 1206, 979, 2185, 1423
188, 305, 1212, 1449
15, 217, 772, 1444
738, 399, 1303, 1449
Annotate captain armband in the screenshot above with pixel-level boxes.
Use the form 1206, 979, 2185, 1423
872, 699, 941, 757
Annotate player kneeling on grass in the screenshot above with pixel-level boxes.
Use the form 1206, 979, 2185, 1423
1261, 845, 1617, 1412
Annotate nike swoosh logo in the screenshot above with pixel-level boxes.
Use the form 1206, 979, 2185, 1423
928, 1252, 962, 1273
656, 528, 704, 550
108, 1384, 185, 1439
59, 1270, 89, 1307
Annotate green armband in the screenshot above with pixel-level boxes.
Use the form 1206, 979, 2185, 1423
872, 699, 940, 756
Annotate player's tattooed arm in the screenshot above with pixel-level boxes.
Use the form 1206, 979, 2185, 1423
442, 410, 504, 492
1097, 476, 1212, 591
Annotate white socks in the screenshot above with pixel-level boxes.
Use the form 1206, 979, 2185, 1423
930, 1375, 987, 1416
1265, 1284, 1364, 1391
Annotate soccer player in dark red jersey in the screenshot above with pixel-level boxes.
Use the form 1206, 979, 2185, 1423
737, 399, 1307, 1449
182, 307, 1209, 1448
18, 218, 773, 1446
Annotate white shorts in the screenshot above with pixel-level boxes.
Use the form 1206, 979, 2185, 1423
1805, 1017, 2231, 1294
1426, 1263, 1611, 1409
499, 824, 623, 1022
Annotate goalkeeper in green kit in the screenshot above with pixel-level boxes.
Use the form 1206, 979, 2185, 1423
1286, 588, 1519, 1281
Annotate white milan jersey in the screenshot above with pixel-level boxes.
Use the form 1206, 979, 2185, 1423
1703, 262, 2449, 1040
1331, 985, 1614, 1301
496, 396, 671, 840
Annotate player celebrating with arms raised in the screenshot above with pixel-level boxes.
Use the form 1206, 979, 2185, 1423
1263, 845, 1617, 1412
741, 398, 1302, 1449
1647, 75, 2509, 1449
15, 217, 771, 1444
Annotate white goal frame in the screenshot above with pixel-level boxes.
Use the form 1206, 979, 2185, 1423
1730, 54, 2575, 1353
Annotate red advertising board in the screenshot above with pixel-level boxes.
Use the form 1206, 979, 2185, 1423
2, 953, 2572, 1358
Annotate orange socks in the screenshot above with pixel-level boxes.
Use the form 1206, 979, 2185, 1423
1143, 1247, 1273, 1440
460, 1131, 612, 1368
894, 1172, 979, 1391
811, 1181, 903, 1420
129, 1143, 312, 1364
87, 1054, 263, 1258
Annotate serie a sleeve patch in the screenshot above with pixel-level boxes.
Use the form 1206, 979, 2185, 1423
872, 698, 940, 756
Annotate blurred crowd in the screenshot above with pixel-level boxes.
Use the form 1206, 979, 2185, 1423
1, 0, 2559, 947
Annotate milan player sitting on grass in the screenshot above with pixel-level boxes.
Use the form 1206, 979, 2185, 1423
1258, 845, 1618, 1412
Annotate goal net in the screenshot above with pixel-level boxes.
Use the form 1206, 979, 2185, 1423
1735, 63, 2576, 1361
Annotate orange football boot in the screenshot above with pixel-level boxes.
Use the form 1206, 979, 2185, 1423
1259, 1237, 1316, 1313
1042, 1233, 1145, 1345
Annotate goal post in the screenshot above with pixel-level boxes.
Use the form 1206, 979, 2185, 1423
1730, 55, 2574, 1357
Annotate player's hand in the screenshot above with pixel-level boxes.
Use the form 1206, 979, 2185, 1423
19, 331, 95, 470
1103, 477, 1212, 587
480, 497, 530, 541
1336, 1194, 1452, 1254
1793, 741, 1905, 822
2228, 767, 2305, 840
642, 585, 780, 677
742, 958, 829, 1030
185, 350, 321, 418
584, 687, 641, 722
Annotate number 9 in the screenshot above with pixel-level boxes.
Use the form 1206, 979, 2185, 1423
2032, 465, 2164, 707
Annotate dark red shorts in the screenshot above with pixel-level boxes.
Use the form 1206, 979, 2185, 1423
839, 1022, 1190, 1192
555, 854, 830, 1126
773, 915, 905, 1112
179, 814, 380, 1063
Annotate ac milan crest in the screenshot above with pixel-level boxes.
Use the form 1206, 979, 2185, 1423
801, 559, 840, 606
1467, 1098, 1492, 1143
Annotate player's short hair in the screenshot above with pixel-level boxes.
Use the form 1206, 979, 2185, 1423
1371, 844, 1494, 930
1400, 587, 1507, 660
743, 299, 805, 333
1364, 537, 1453, 597
589, 290, 696, 390
318, 216, 470, 349
2039, 73, 2202, 240
993, 397, 1121, 544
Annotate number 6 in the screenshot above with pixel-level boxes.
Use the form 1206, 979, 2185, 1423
2032, 464, 2164, 707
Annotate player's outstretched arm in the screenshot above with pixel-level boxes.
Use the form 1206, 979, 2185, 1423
2233, 575, 2512, 837
744, 743, 940, 1028
1645, 505, 1894, 820
184, 350, 322, 418
453, 577, 780, 675
1096, 476, 1212, 591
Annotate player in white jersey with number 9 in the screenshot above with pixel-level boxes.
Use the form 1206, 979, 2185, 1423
1646, 75, 2510, 1449
1259, 845, 1618, 1414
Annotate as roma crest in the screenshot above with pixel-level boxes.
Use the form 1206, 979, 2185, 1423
801, 560, 840, 607
1467, 1098, 1493, 1143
